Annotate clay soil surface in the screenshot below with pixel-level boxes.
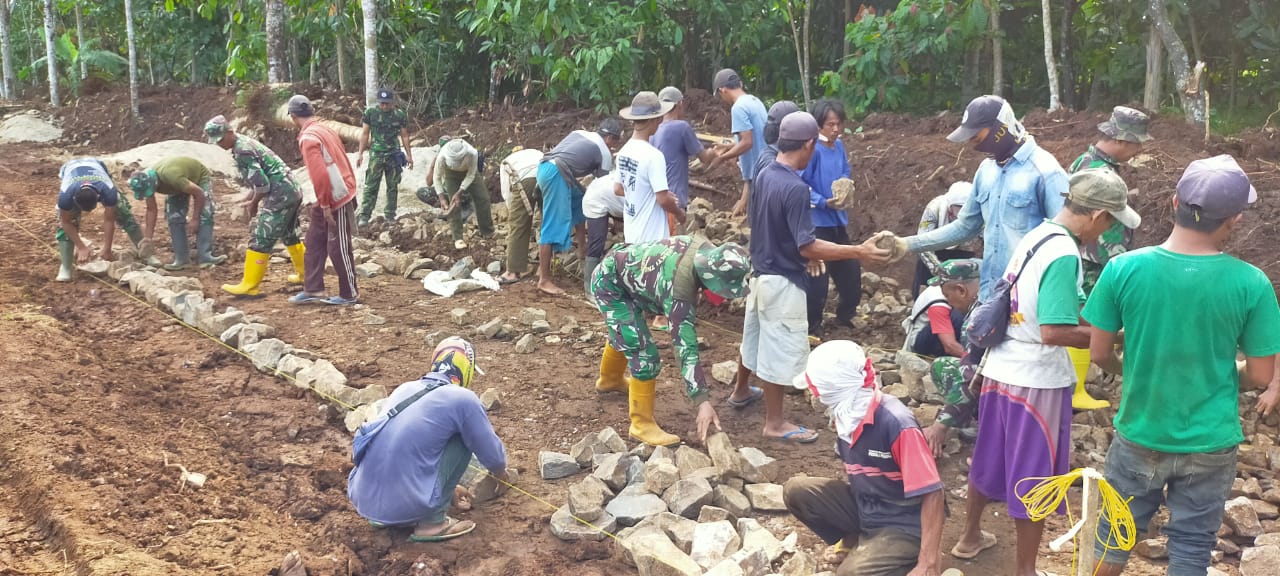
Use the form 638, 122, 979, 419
3, 85, 1277, 575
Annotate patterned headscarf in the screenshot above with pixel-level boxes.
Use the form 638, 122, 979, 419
428, 336, 482, 389
793, 340, 878, 446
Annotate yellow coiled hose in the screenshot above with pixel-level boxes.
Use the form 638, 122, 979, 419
1017, 467, 1137, 575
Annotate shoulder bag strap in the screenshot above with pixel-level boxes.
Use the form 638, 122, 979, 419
1009, 232, 1068, 286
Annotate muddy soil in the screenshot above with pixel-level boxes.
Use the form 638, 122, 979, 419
4, 84, 1276, 575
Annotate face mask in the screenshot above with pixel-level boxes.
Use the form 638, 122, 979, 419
818, 134, 830, 143
974, 123, 1022, 161
702, 289, 726, 306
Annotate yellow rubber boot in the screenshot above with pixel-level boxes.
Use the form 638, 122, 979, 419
1068, 347, 1110, 410
628, 377, 681, 446
285, 243, 306, 284
221, 249, 270, 297
595, 343, 629, 393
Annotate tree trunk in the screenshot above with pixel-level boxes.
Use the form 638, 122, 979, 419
1143, 23, 1162, 110
189, 4, 197, 84
1059, 0, 1077, 109
336, 0, 348, 92
0, 0, 14, 99
1147, 0, 1203, 123
266, 0, 285, 83
681, 8, 697, 90
988, 0, 1002, 97
842, 0, 851, 60
42, 0, 56, 106
1040, 0, 1060, 111
361, 0, 377, 106
961, 46, 981, 103
784, 1, 811, 107
74, 2, 85, 79
802, 0, 811, 105
125, 0, 138, 117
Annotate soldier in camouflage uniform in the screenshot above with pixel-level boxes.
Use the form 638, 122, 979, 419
591, 235, 750, 446
356, 89, 414, 228
1066, 106, 1151, 411
204, 115, 306, 297
127, 156, 227, 270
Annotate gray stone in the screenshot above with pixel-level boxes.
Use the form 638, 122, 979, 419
644, 459, 680, 496
333, 384, 387, 408
1135, 538, 1168, 560
531, 319, 552, 333
343, 403, 380, 433
275, 354, 314, 380
539, 451, 581, 480
697, 506, 738, 526
638, 512, 699, 554
721, 547, 771, 576
712, 361, 739, 385
737, 518, 786, 564
514, 334, 536, 354
650, 445, 676, 463
691, 520, 742, 570
1226, 496, 1265, 538
713, 485, 752, 518
544, 335, 562, 345
568, 475, 613, 521
744, 483, 786, 512
592, 453, 634, 491
219, 322, 275, 347
570, 434, 604, 467
894, 349, 932, 401
403, 258, 433, 278
204, 309, 245, 336
626, 456, 647, 487
703, 560, 746, 576
779, 550, 817, 576
448, 256, 476, 280
675, 445, 714, 478
1257, 533, 1280, 547
479, 388, 501, 412
663, 478, 714, 519
450, 308, 470, 326
707, 432, 750, 480
476, 317, 505, 339
1241, 545, 1280, 576
550, 505, 616, 542
628, 530, 703, 576
77, 259, 111, 276
1234, 477, 1265, 499
598, 426, 629, 453
486, 260, 502, 274
363, 313, 386, 326
1252, 498, 1280, 520
738, 447, 779, 483
242, 338, 292, 372
467, 467, 516, 503
354, 262, 383, 278
606, 490, 668, 527
687, 466, 725, 487
520, 307, 547, 325
297, 359, 348, 396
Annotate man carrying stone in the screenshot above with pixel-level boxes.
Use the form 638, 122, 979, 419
911, 182, 976, 298
355, 88, 414, 228
785, 340, 944, 576
708, 68, 768, 218
204, 115, 306, 297
1085, 156, 1280, 576
496, 147, 544, 284
591, 236, 748, 446
128, 156, 227, 270
54, 157, 152, 281
653, 86, 720, 231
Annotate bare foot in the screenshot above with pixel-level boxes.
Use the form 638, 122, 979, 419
279, 550, 306, 576
537, 278, 565, 296
453, 486, 473, 512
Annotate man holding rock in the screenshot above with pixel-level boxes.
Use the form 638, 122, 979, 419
54, 157, 151, 281
355, 88, 413, 228
591, 236, 749, 446
432, 138, 495, 250
785, 340, 944, 576
348, 337, 510, 542
496, 147, 544, 284
204, 115, 306, 297
709, 68, 768, 218
128, 156, 228, 270
1085, 156, 1280, 576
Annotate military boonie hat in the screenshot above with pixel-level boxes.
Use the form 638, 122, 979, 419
377, 89, 394, 104
128, 169, 158, 199
204, 115, 229, 144
1067, 168, 1141, 229
929, 258, 982, 286
1098, 106, 1152, 144
694, 242, 751, 299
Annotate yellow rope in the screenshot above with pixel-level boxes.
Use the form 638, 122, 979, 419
1017, 468, 1137, 575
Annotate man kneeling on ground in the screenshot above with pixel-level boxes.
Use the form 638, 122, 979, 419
785, 340, 944, 576
347, 337, 509, 542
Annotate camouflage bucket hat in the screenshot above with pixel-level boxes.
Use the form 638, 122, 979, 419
694, 242, 751, 299
928, 258, 982, 286
204, 115, 228, 143
1098, 106, 1152, 144
128, 169, 158, 199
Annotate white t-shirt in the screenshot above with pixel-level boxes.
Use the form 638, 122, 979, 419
499, 148, 544, 203
583, 172, 625, 219
616, 138, 671, 244
902, 285, 951, 351
981, 222, 1082, 389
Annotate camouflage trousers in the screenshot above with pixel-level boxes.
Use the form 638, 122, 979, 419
248, 186, 303, 252
362, 152, 402, 219
592, 259, 661, 381
165, 175, 216, 227
931, 356, 979, 429
55, 193, 143, 245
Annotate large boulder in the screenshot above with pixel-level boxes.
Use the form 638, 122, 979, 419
627, 530, 703, 576
1226, 496, 1265, 538
744, 483, 786, 512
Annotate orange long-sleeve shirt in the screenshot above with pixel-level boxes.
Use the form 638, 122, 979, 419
298, 119, 357, 209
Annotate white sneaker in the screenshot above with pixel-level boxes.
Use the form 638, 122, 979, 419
454, 240, 468, 250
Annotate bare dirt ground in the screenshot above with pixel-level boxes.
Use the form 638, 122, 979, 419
3, 85, 1277, 575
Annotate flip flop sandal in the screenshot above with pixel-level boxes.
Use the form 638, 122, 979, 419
949, 530, 998, 559
497, 274, 522, 285
773, 427, 819, 444
727, 386, 763, 409
324, 296, 358, 305
408, 517, 476, 542
287, 291, 324, 304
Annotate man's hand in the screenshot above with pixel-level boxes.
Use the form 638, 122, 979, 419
324, 208, 337, 226
187, 218, 200, 236
1257, 385, 1280, 416
492, 468, 512, 497
855, 234, 893, 265
406, 156, 415, 170
869, 231, 909, 263
355, 153, 364, 168
731, 198, 747, 218
904, 565, 942, 576
922, 422, 948, 459
675, 210, 688, 225
695, 401, 722, 443
74, 243, 94, 264
806, 260, 826, 277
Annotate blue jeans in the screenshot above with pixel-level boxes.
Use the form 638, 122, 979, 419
1094, 434, 1236, 575
423, 434, 474, 525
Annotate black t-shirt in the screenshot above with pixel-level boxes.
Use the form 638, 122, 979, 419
748, 161, 816, 289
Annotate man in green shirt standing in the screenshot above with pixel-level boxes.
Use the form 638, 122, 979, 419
356, 89, 414, 228
1085, 155, 1280, 576
128, 156, 227, 270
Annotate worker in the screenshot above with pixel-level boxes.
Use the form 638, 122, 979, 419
496, 147, 545, 284
653, 86, 720, 228
912, 182, 977, 298
127, 156, 227, 270
708, 68, 768, 218
204, 115, 306, 297
591, 236, 749, 446
355, 88, 414, 229
581, 171, 625, 304
54, 157, 152, 281
902, 258, 981, 359
432, 138, 495, 250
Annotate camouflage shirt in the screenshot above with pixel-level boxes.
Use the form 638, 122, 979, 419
231, 135, 300, 204
362, 106, 408, 155
604, 235, 709, 403
1070, 145, 1133, 294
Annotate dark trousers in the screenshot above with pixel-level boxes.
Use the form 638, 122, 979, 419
783, 477, 921, 576
911, 248, 976, 298
910, 307, 966, 357
807, 226, 861, 334
304, 202, 359, 300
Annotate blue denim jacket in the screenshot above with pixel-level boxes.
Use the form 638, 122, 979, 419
907, 137, 1068, 299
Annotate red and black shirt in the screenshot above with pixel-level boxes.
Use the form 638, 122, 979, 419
840, 392, 943, 537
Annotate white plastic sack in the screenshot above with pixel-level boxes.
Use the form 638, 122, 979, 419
422, 269, 501, 297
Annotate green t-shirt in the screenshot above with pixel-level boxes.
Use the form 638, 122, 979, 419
154, 156, 210, 196
1037, 255, 1084, 325
1082, 246, 1280, 453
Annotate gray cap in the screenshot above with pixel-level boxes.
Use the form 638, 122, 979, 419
1176, 155, 1257, 220
767, 101, 801, 126
287, 94, 314, 117
947, 95, 1007, 143
620, 91, 674, 121
778, 111, 819, 141
658, 86, 684, 103
597, 117, 623, 139
713, 68, 741, 90
1067, 168, 1141, 229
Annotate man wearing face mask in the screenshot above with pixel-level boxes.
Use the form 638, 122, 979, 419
875, 95, 1069, 301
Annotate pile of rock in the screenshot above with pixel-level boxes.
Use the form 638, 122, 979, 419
684, 198, 749, 246
542, 428, 825, 575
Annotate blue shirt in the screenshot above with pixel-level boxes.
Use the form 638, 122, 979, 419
802, 139, 851, 228
58, 158, 119, 210
346, 376, 507, 525
652, 120, 704, 208
731, 95, 768, 181
749, 161, 816, 289
906, 137, 1068, 299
